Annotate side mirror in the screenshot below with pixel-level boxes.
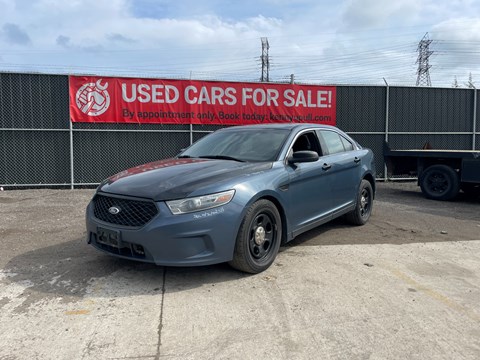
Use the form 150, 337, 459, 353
288, 150, 319, 164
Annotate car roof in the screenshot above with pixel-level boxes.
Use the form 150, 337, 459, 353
219, 123, 338, 132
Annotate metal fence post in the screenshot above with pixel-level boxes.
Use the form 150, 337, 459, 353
69, 120, 75, 189
383, 79, 390, 180
473, 87, 477, 150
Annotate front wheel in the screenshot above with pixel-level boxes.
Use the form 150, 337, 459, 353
229, 200, 282, 274
419, 164, 459, 201
346, 179, 373, 225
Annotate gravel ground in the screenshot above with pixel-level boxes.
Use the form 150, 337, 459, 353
0, 182, 479, 359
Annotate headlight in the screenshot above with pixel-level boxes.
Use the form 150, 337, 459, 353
166, 190, 235, 215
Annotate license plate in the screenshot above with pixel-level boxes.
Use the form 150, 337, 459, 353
96, 227, 121, 248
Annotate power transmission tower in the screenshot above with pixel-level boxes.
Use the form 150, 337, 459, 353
416, 32, 433, 86
466, 72, 475, 88
260, 37, 270, 82
452, 76, 460, 88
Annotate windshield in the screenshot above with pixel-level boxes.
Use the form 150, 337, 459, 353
179, 128, 290, 162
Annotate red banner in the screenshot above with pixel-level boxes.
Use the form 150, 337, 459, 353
69, 76, 336, 126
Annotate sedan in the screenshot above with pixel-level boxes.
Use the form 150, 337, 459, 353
85, 124, 375, 273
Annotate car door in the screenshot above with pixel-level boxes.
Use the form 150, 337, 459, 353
316, 130, 362, 211
285, 130, 333, 234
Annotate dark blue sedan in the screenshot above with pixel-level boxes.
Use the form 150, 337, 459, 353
86, 124, 375, 273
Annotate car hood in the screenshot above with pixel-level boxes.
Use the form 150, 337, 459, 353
98, 158, 273, 201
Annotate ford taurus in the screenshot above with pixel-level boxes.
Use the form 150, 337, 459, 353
86, 124, 375, 273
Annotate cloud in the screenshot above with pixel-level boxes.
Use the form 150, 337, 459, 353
429, 17, 480, 72
1, 23, 31, 45
56, 35, 71, 48
107, 33, 136, 43
431, 17, 480, 41
0, 0, 479, 86
341, 0, 421, 29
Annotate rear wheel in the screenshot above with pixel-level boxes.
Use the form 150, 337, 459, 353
419, 165, 459, 200
346, 179, 373, 226
229, 200, 282, 274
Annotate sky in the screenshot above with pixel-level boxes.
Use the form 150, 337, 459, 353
1, 0, 480, 87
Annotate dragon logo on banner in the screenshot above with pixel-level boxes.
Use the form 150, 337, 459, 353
75, 79, 111, 116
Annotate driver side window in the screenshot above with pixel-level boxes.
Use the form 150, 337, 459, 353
291, 132, 322, 155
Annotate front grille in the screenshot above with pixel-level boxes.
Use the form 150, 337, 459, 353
93, 194, 158, 227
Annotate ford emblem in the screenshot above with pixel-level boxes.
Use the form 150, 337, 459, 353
108, 206, 121, 215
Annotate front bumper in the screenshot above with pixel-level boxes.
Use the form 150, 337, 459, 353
85, 199, 243, 267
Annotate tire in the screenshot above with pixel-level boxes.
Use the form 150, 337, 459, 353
229, 200, 282, 274
346, 179, 373, 226
419, 165, 460, 201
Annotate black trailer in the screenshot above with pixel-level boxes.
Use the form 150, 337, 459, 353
384, 143, 480, 200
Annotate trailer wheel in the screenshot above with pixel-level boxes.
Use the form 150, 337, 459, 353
419, 164, 460, 201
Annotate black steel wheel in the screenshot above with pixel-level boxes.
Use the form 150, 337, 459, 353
229, 199, 282, 274
419, 165, 460, 201
346, 179, 373, 225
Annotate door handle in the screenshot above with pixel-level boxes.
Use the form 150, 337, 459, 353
322, 163, 332, 170
354, 157, 361, 163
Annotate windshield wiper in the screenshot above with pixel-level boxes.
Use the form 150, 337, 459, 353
198, 155, 245, 162
177, 155, 192, 158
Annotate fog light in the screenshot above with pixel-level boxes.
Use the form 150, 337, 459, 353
132, 244, 145, 256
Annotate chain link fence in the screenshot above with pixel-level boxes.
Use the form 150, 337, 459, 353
1, 72, 479, 188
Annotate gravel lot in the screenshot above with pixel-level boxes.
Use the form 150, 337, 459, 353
0, 182, 479, 359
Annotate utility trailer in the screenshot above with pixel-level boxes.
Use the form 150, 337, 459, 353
384, 143, 480, 200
